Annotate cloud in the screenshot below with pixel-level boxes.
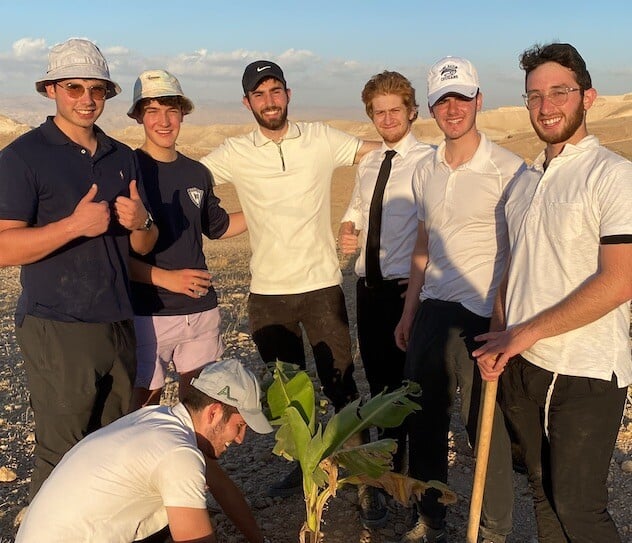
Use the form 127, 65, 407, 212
11, 38, 47, 60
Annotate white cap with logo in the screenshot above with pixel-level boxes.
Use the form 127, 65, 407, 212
427, 56, 479, 107
190, 358, 273, 434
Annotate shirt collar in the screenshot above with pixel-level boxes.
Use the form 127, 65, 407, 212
532, 135, 599, 172
252, 120, 301, 147
380, 131, 418, 159
39, 116, 113, 156
434, 131, 494, 174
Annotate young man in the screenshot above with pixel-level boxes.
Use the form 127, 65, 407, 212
338, 70, 434, 528
395, 57, 525, 543
16, 358, 273, 543
0, 38, 157, 499
127, 70, 246, 409
474, 43, 632, 543
200, 60, 378, 496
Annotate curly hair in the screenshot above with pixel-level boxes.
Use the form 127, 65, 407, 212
519, 43, 592, 90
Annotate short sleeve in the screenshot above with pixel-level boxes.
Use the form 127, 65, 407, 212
0, 146, 38, 222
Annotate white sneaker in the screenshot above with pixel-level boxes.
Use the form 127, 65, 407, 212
399, 519, 447, 543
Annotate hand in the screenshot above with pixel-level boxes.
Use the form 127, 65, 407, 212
338, 232, 359, 254
394, 312, 414, 352
114, 180, 148, 231
68, 183, 110, 237
162, 269, 212, 298
473, 323, 538, 381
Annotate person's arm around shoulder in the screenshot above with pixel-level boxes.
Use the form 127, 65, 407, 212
394, 220, 429, 351
0, 183, 110, 267
165, 506, 215, 543
220, 211, 247, 239
353, 140, 381, 164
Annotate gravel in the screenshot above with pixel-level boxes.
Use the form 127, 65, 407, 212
1, 236, 631, 543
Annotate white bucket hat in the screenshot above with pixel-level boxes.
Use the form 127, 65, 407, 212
427, 56, 479, 107
190, 358, 273, 434
35, 38, 121, 99
127, 69, 194, 119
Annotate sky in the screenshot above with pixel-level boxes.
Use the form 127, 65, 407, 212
1, 0, 631, 127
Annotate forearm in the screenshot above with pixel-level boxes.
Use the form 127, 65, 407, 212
489, 267, 508, 332
0, 219, 80, 267
220, 212, 247, 239
205, 459, 263, 543
518, 269, 630, 344
130, 224, 158, 256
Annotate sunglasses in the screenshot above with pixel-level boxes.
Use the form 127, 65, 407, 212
55, 81, 108, 101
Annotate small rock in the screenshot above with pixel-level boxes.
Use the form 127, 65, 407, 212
0, 466, 17, 482
621, 459, 632, 473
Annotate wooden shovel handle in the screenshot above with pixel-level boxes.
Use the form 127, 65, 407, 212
466, 379, 498, 543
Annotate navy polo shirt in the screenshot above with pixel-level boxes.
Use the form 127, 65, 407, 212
131, 150, 229, 316
0, 117, 144, 325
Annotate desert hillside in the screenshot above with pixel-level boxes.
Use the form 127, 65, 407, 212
3, 93, 632, 162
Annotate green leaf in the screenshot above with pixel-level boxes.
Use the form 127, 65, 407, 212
334, 439, 397, 479
318, 385, 420, 459
267, 362, 316, 432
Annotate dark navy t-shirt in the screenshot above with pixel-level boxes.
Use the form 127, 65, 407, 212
131, 150, 229, 316
0, 117, 145, 325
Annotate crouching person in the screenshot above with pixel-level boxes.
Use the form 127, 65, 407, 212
16, 359, 274, 543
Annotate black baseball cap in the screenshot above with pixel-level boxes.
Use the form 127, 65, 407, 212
242, 60, 286, 94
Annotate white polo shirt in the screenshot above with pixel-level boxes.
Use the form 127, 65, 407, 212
16, 403, 207, 542
341, 132, 434, 279
504, 135, 632, 386
414, 132, 525, 317
201, 121, 360, 295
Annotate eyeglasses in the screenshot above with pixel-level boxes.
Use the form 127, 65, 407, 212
522, 86, 581, 110
55, 81, 108, 101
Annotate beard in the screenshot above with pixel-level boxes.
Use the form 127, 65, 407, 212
532, 100, 584, 145
251, 105, 288, 131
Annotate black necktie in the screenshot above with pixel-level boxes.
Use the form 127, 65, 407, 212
365, 149, 396, 287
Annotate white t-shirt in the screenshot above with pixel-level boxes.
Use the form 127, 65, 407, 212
414, 132, 525, 317
200, 121, 360, 295
341, 131, 434, 279
504, 135, 632, 386
16, 403, 207, 542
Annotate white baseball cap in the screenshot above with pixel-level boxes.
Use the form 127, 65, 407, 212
127, 69, 194, 119
190, 359, 273, 434
427, 56, 479, 107
35, 38, 121, 98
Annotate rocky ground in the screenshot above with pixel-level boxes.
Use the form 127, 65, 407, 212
1, 185, 631, 542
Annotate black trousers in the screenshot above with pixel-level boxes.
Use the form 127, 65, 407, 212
16, 315, 136, 500
501, 355, 626, 543
404, 299, 513, 541
248, 285, 358, 410
356, 277, 407, 471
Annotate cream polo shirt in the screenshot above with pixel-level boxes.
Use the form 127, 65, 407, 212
16, 403, 207, 542
341, 132, 434, 279
201, 121, 360, 295
414, 132, 525, 317
504, 135, 632, 386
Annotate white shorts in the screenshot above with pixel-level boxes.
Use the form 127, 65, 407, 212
134, 308, 224, 390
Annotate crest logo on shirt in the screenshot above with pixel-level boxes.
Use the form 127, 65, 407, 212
187, 187, 203, 208
216, 385, 238, 402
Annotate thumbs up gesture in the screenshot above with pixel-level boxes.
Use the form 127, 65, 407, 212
69, 183, 111, 237
114, 180, 150, 231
